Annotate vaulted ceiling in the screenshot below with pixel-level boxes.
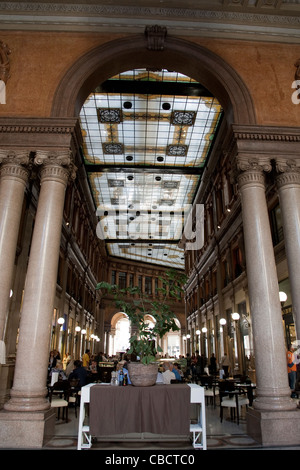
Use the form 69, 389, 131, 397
79, 68, 223, 269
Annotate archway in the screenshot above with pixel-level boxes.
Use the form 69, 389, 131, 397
51, 33, 256, 126
111, 312, 130, 356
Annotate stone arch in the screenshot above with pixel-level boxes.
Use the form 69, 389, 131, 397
51, 33, 256, 125
111, 311, 128, 330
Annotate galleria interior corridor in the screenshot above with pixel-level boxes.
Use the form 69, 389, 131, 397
0, 0, 300, 450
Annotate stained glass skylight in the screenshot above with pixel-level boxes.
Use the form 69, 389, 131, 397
79, 69, 222, 269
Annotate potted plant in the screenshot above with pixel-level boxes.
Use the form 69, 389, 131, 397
96, 268, 187, 386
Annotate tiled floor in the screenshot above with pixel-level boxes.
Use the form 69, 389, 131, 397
44, 399, 300, 451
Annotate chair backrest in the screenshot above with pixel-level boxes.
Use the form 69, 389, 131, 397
69, 378, 80, 389
52, 380, 70, 390
218, 380, 235, 393
49, 380, 71, 401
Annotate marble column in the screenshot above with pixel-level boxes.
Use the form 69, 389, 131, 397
0, 150, 30, 346
276, 158, 300, 343
237, 157, 294, 411
236, 156, 300, 446
4, 150, 76, 413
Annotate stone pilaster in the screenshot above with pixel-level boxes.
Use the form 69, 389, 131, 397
276, 158, 300, 343
0, 150, 31, 346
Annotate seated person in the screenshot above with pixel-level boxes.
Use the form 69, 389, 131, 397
49, 360, 67, 382
88, 359, 100, 381
162, 362, 176, 384
68, 360, 88, 388
116, 361, 131, 384
172, 363, 182, 381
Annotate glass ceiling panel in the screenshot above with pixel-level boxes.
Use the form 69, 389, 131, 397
79, 69, 223, 269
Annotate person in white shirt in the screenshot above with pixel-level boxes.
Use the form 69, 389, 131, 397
162, 362, 176, 384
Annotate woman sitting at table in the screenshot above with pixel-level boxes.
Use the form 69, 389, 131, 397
49, 360, 67, 381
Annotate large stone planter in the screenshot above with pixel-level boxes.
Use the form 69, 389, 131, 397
127, 362, 158, 386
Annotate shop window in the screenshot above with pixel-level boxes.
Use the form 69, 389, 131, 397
138, 275, 142, 291
145, 276, 152, 295
119, 272, 127, 289
154, 278, 159, 295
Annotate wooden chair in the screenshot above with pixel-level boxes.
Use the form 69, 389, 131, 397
199, 375, 219, 408
68, 378, 80, 418
219, 380, 249, 425
49, 380, 71, 422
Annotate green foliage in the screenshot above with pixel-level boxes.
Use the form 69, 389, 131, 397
96, 269, 187, 365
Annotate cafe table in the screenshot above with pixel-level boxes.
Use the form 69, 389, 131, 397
77, 383, 206, 450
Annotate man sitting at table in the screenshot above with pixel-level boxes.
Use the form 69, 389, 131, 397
69, 360, 88, 388
162, 362, 176, 384
172, 363, 182, 381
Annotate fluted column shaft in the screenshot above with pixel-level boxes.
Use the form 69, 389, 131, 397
0, 150, 30, 343
4, 151, 76, 412
276, 159, 300, 342
237, 157, 295, 412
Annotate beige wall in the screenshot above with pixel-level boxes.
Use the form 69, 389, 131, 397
0, 31, 299, 126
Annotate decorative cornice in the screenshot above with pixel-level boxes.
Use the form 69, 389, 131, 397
0, 2, 299, 42
232, 125, 300, 143
229, 125, 300, 165
0, 2, 299, 26
0, 122, 76, 135
0, 117, 79, 149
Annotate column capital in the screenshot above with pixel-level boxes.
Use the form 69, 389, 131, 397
34, 149, 77, 185
235, 155, 272, 173
234, 155, 271, 189
0, 149, 31, 165
275, 158, 300, 187
0, 149, 31, 182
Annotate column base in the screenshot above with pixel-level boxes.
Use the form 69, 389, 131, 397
247, 407, 300, 447
0, 408, 56, 448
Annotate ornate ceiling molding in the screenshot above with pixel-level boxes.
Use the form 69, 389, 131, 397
0, 2, 299, 42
